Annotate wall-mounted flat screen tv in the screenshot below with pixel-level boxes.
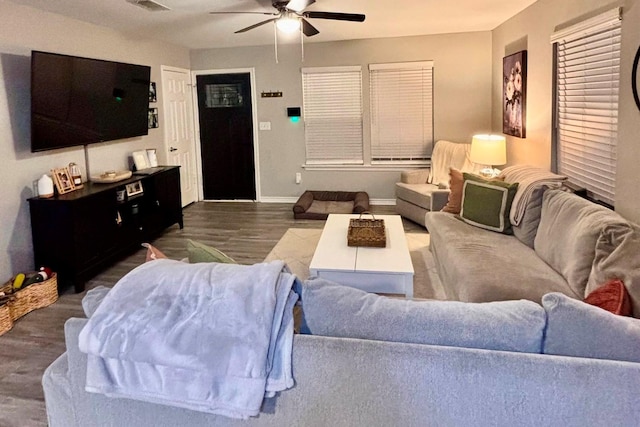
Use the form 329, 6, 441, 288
31, 51, 151, 152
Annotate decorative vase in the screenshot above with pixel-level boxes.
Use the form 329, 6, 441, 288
37, 174, 54, 198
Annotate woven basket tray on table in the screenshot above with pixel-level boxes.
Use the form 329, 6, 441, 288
0, 273, 58, 336
347, 213, 386, 248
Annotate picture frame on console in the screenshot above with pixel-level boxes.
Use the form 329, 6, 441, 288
51, 167, 75, 195
132, 150, 150, 171
125, 181, 143, 197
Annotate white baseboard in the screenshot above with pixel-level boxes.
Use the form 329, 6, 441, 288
259, 197, 299, 203
370, 199, 396, 206
259, 196, 396, 205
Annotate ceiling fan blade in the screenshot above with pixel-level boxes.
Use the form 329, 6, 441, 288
285, 0, 316, 13
234, 17, 278, 33
301, 18, 319, 36
304, 11, 365, 22
209, 11, 278, 16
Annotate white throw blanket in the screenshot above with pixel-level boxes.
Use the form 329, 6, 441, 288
499, 165, 567, 226
78, 259, 299, 419
428, 140, 484, 186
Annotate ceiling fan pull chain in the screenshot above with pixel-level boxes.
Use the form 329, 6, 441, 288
274, 21, 279, 64
300, 25, 305, 62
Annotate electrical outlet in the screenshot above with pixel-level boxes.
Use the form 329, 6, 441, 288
259, 121, 271, 131
295, 172, 301, 184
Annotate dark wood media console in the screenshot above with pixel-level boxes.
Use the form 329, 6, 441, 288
28, 166, 183, 292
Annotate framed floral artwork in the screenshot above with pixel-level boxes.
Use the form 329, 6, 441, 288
503, 50, 527, 138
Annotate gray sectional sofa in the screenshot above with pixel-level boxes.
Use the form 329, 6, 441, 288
42, 170, 640, 426
425, 185, 640, 314
44, 278, 640, 426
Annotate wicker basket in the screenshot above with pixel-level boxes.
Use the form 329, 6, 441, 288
0, 303, 12, 336
347, 213, 386, 248
0, 273, 58, 335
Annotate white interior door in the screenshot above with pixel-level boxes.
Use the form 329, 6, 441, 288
161, 65, 198, 206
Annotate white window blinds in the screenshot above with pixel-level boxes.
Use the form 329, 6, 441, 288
552, 8, 621, 206
302, 66, 363, 164
369, 61, 434, 164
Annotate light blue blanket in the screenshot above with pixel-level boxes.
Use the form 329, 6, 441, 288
78, 259, 299, 419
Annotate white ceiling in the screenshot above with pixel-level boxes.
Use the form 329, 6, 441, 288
7, 0, 538, 50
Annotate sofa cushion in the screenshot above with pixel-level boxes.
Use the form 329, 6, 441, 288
300, 277, 546, 353
585, 279, 632, 316
542, 292, 640, 363
395, 182, 439, 210
460, 173, 518, 234
534, 190, 629, 298
424, 211, 576, 303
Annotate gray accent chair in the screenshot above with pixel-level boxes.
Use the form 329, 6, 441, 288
395, 140, 481, 227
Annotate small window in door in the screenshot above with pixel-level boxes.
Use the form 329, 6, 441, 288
204, 83, 244, 108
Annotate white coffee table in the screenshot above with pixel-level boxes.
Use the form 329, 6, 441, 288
309, 214, 415, 298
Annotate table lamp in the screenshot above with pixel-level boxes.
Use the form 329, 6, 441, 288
470, 134, 507, 178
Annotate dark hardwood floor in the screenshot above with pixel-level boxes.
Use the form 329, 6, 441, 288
0, 202, 420, 427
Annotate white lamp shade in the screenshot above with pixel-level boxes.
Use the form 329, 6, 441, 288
470, 134, 507, 166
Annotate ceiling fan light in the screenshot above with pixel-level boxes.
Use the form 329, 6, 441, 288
276, 15, 301, 33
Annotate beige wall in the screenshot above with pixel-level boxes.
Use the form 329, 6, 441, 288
190, 32, 493, 201
0, 0, 190, 280
491, 0, 640, 224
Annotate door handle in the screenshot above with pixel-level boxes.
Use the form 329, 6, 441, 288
169, 147, 178, 152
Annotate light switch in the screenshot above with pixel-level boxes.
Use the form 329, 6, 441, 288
259, 121, 271, 131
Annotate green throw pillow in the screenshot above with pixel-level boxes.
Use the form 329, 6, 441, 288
460, 173, 519, 234
186, 239, 237, 264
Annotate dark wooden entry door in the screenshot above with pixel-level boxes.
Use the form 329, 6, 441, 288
196, 73, 256, 200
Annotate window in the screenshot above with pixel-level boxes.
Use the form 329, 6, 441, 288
302, 66, 363, 164
552, 8, 621, 206
369, 61, 434, 164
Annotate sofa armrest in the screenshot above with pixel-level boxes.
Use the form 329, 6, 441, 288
401, 169, 430, 184
430, 190, 450, 212
293, 191, 314, 214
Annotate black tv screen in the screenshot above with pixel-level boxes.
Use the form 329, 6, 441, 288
31, 51, 151, 152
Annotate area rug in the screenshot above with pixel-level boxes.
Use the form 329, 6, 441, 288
264, 228, 446, 300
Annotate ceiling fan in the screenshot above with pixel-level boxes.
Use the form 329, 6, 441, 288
209, 0, 366, 37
